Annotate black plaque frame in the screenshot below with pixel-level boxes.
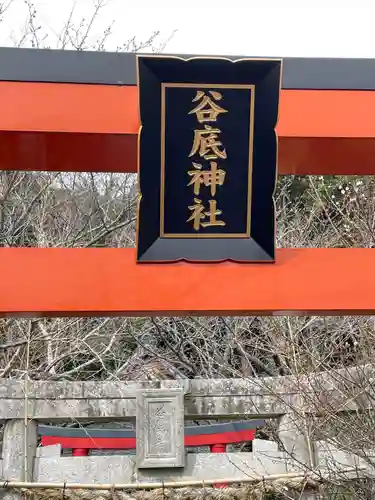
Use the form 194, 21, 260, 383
136, 55, 282, 263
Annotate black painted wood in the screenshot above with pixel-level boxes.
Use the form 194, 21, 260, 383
137, 56, 280, 263
0, 47, 375, 89
38, 420, 265, 437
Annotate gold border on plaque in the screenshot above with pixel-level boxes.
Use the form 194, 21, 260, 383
160, 82, 255, 239
135, 54, 283, 263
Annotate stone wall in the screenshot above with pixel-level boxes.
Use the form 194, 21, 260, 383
1, 366, 375, 498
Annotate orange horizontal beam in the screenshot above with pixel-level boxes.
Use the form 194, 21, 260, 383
0, 83, 139, 134
1, 248, 375, 316
0, 82, 375, 138
0, 82, 373, 137
0, 83, 375, 175
278, 89, 375, 138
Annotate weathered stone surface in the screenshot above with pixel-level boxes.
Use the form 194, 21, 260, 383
0, 396, 297, 421
26, 447, 375, 485
1, 419, 37, 500
317, 440, 366, 473
35, 444, 61, 458
136, 389, 184, 469
0, 380, 188, 399
1, 363, 374, 397
0, 398, 137, 422
0, 365, 375, 491
253, 439, 279, 454
35, 456, 135, 484
1, 365, 374, 421
137, 452, 294, 482
2, 419, 37, 481
5, 435, 375, 485
34, 452, 297, 484
278, 415, 319, 500
278, 413, 313, 469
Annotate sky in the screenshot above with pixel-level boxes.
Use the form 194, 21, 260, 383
1, 0, 375, 58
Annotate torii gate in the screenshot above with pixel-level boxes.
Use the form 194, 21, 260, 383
0, 48, 374, 316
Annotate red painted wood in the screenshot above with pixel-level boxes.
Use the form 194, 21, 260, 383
3, 248, 375, 317
41, 429, 256, 450
210, 443, 227, 488
72, 448, 89, 457
210, 444, 226, 453
0, 83, 374, 174
41, 436, 136, 449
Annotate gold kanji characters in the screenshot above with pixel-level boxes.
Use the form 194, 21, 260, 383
188, 90, 228, 123
186, 88, 228, 232
187, 198, 226, 231
187, 161, 226, 197
189, 125, 227, 160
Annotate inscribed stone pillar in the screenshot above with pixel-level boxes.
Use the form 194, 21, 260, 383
136, 389, 184, 468
279, 413, 321, 499
1, 419, 37, 500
